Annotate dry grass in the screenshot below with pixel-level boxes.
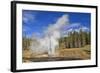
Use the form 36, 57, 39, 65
81, 45, 91, 54
22, 49, 33, 58
57, 48, 89, 60
57, 45, 90, 59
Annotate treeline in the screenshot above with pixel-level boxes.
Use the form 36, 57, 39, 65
22, 36, 32, 50
59, 29, 91, 48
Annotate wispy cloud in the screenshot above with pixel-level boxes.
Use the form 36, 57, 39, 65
22, 25, 31, 32
22, 11, 37, 25
23, 13, 35, 24
61, 23, 90, 37
22, 10, 38, 38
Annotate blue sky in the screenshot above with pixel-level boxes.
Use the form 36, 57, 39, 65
22, 10, 91, 38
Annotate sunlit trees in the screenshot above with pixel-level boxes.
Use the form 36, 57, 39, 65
59, 29, 91, 49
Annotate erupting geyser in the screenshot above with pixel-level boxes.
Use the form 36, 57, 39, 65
30, 14, 69, 57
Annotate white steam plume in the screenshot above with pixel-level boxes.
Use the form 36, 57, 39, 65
30, 14, 69, 56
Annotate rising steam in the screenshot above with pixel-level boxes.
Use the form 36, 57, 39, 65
30, 14, 69, 56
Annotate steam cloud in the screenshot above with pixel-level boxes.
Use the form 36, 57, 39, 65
30, 14, 69, 56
